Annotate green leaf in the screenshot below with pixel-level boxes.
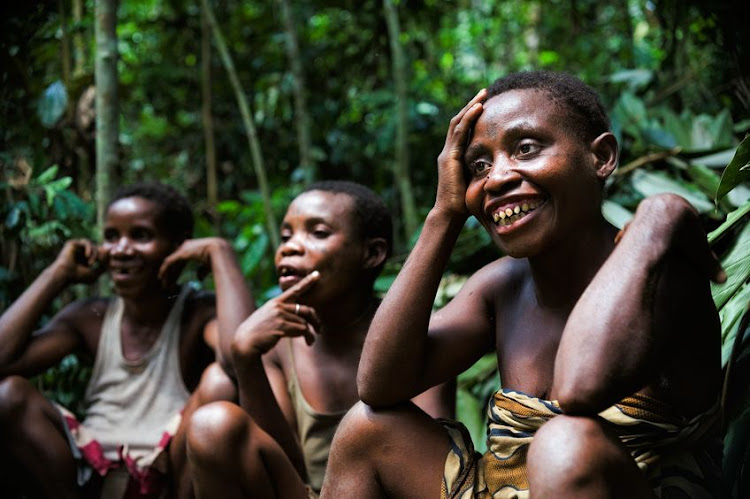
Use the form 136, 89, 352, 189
719, 283, 750, 367
708, 200, 750, 246
37, 80, 68, 128
712, 221, 750, 311
34, 165, 59, 185
630, 170, 715, 213
716, 136, 750, 203
602, 200, 633, 229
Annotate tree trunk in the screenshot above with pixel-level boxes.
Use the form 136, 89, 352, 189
383, 0, 418, 241
201, 0, 279, 249
72, 0, 86, 78
58, 0, 71, 89
276, 0, 315, 184
94, 0, 118, 237
201, 1, 218, 227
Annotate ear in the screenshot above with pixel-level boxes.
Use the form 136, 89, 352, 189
362, 237, 388, 270
590, 132, 619, 181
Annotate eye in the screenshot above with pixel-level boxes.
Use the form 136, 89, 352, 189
131, 228, 153, 242
516, 141, 540, 157
468, 159, 492, 178
103, 229, 118, 242
280, 230, 292, 243
311, 225, 332, 239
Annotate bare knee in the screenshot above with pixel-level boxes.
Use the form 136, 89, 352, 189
528, 415, 646, 498
193, 363, 237, 405
0, 376, 35, 423
186, 401, 250, 466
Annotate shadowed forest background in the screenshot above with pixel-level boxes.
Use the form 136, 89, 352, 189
1, 0, 750, 494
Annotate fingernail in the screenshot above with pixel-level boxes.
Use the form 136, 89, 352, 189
310, 270, 320, 278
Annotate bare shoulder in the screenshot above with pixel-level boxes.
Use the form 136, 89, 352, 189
49, 296, 111, 353
461, 256, 530, 302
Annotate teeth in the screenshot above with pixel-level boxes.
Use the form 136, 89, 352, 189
492, 200, 543, 226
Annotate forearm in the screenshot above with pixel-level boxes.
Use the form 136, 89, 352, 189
358, 208, 465, 406
553, 200, 684, 413
0, 264, 69, 364
234, 356, 306, 476
208, 239, 255, 368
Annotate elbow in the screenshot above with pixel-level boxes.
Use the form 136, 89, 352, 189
357, 371, 400, 409
554, 376, 614, 416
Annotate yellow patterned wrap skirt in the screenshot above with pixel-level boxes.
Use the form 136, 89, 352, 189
442, 389, 721, 499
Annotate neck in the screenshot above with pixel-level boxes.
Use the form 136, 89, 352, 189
120, 284, 179, 327
315, 290, 378, 347
528, 216, 617, 309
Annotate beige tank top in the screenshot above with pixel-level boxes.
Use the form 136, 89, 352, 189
81, 286, 191, 461
287, 340, 348, 494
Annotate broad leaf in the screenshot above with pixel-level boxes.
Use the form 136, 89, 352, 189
712, 221, 750, 311
716, 136, 750, 204
37, 81, 68, 128
630, 170, 715, 213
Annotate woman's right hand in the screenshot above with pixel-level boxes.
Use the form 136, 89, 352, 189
434, 88, 488, 219
230, 271, 321, 361
53, 239, 104, 284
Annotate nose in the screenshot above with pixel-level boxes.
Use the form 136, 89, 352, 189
484, 156, 522, 194
110, 236, 133, 256
278, 235, 304, 257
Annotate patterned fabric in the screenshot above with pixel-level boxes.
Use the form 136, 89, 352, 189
57, 404, 182, 498
442, 389, 722, 499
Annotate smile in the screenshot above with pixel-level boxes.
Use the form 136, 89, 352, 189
491, 200, 544, 226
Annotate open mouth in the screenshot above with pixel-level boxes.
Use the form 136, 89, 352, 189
491, 199, 546, 227
277, 265, 308, 288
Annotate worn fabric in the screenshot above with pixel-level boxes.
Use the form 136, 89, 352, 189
57, 285, 192, 497
287, 340, 349, 494
442, 388, 722, 499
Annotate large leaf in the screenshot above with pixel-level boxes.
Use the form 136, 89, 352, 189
602, 199, 633, 229
37, 81, 68, 128
708, 200, 750, 246
716, 136, 750, 204
712, 221, 750, 311
720, 283, 750, 367
630, 169, 715, 213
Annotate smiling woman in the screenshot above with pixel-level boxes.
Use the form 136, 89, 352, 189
0, 181, 252, 498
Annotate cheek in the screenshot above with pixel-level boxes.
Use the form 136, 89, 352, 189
465, 181, 485, 217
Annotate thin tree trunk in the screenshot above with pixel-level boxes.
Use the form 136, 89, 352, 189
383, 0, 418, 241
276, 0, 315, 184
94, 0, 118, 239
201, 0, 279, 249
72, 0, 86, 78
201, 1, 218, 227
58, 0, 71, 89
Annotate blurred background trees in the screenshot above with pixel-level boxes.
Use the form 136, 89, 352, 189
1, 0, 749, 486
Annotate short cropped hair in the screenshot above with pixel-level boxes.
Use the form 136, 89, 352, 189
107, 181, 194, 244
485, 71, 611, 142
301, 180, 393, 267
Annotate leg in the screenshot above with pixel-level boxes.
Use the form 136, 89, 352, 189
186, 401, 308, 499
527, 415, 656, 499
321, 401, 452, 499
170, 362, 238, 499
0, 375, 79, 499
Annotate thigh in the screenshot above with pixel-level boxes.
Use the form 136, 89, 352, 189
323, 401, 452, 499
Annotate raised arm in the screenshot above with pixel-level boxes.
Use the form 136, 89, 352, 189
358, 89, 494, 407
159, 237, 254, 372
0, 239, 102, 375
553, 194, 725, 414
229, 272, 320, 477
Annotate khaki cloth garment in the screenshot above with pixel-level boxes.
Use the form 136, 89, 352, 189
287, 339, 348, 494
